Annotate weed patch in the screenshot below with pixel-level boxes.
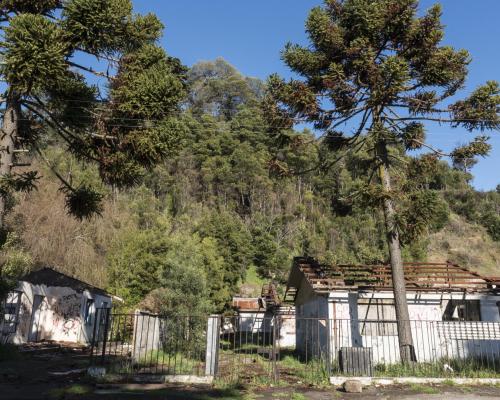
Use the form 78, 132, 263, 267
48, 384, 92, 399
408, 383, 439, 394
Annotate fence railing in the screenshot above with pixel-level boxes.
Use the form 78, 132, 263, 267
89, 311, 500, 383
89, 310, 216, 377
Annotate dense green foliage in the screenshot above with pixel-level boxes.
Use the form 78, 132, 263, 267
0, 0, 187, 219
264, 0, 499, 246
0, 1, 498, 317
1, 57, 498, 315
0, 0, 188, 302
86, 58, 498, 313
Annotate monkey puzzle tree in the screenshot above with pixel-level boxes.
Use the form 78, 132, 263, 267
265, 0, 500, 362
0, 0, 187, 227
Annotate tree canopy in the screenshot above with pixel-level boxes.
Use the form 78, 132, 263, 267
0, 2, 498, 325
0, 0, 187, 225
264, 0, 500, 362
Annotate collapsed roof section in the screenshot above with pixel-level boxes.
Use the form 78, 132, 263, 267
285, 257, 500, 301
232, 283, 281, 312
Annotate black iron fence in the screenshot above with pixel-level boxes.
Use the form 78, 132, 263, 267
89, 311, 500, 383
89, 310, 215, 377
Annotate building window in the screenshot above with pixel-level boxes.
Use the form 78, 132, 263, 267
358, 298, 397, 336
443, 300, 481, 321
84, 299, 94, 325
2, 291, 22, 334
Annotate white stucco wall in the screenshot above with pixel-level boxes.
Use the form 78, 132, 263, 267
5, 281, 111, 345
326, 291, 500, 365
234, 308, 296, 348
276, 307, 296, 348
237, 311, 269, 333
295, 281, 329, 358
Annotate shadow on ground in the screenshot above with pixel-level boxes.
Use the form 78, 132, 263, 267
3, 344, 500, 400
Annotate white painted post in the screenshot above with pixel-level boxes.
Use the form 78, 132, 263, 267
205, 315, 220, 377
132, 310, 140, 361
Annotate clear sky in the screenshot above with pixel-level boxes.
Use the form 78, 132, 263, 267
132, 0, 500, 191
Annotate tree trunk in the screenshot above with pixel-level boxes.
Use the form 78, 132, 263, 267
0, 94, 20, 230
378, 143, 416, 364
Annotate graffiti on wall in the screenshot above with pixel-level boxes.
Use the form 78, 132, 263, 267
51, 293, 81, 336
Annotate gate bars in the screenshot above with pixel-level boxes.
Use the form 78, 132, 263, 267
89, 310, 213, 377
90, 311, 500, 383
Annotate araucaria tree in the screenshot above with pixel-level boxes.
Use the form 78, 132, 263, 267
265, 0, 500, 362
0, 0, 186, 226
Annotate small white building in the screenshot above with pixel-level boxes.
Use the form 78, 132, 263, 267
285, 257, 500, 366
231, 284, 296, 348
1, 268, 113, 345
232, 297, 270, 333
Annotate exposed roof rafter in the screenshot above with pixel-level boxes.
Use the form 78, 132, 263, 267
286, 257, 500, 296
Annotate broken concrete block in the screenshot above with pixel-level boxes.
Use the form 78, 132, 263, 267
87, 366, 106, 379
343, 379, 363, 393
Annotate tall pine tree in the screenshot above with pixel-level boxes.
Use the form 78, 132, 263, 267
0, 0, 187, 226
265, 0, 500, 362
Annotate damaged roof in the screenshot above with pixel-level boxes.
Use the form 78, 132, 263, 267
286, 256, 500, 299
21, 268, 110, 297
233, 283, 281, 312
232, 297, 264, 311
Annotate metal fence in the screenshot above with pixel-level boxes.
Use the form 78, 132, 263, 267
89, 312, 500, 383
89, 310, 216, 377
218, 315, 329, 384
330, 319, 500, 378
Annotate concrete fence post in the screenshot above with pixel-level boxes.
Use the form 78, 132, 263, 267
132, 311, 161, 362
205, 314, 220, 377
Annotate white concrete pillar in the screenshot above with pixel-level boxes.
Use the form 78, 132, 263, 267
205, 315, 220, 377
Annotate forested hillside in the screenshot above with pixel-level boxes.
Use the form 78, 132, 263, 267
2, 59, 499, 315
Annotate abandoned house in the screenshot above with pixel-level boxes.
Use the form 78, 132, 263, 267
231, 283, 296, 347
285, 256, 500, 365
1, 268, 113, 345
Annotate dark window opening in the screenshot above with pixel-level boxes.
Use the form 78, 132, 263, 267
2, 291, 22, 334
84, 299, 94, 325
443, 300, 481, 321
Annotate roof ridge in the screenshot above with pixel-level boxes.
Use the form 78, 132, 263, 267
21, 267, 110, 296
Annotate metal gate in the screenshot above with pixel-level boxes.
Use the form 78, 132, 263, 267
89, 311, 329, 384
217, 315, 329, 384
89, 310, 217, 378
90, 312, 500, 383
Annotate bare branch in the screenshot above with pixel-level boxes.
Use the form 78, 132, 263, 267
75, 47, 120, 64
410, 139, 449, 157
384, 115, 499, 125
33, 145, 73, 192
22, 99, 101, 162
67, 60, 115, 81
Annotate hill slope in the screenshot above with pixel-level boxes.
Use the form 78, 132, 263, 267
427, 213, 500, 277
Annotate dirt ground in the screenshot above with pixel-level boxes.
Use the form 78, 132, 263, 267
2, 345, 500, 400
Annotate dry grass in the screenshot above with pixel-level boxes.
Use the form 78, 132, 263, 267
6, 168, 136, 288
427, 213, 500, 276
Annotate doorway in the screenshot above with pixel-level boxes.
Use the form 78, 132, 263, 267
28, 295, 45, 342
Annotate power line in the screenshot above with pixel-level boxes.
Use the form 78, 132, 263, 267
14, 117, 499, 137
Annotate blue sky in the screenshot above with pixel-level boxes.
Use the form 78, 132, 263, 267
131, 0, 499, 191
